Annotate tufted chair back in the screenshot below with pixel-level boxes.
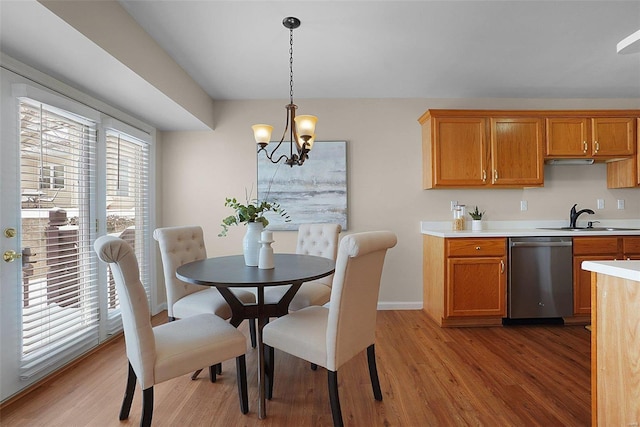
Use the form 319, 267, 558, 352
94, 235, 156, 389
326, 231, 397, 371
296, 223, 342, 287
153, 226, 209, 318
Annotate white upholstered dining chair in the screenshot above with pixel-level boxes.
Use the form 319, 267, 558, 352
94, 235, 248, 427
153, 226, 257, 348
264, 223, 341, 310
262, 230, 397, 427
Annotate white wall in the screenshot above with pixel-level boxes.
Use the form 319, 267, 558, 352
159, 98, 640, 308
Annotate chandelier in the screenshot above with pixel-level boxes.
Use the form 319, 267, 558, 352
252, 17, 317, 167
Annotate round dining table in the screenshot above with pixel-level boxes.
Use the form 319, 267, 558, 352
176, 253, 335, 419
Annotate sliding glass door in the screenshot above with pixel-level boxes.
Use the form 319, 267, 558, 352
0, 68, 153, 402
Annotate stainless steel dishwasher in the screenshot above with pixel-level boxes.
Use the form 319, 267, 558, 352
507, 237, 573, 319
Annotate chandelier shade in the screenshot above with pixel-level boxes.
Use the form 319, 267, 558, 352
254, 17, 317, 167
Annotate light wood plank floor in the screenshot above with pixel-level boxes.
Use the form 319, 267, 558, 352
0, 310, 590, 426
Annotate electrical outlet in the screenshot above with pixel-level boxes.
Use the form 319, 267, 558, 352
617, 199, 625, 210
597, 199, 605, 209
520, 200, 528, 211
450, 200, 458, 211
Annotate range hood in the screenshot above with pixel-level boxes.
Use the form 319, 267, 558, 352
545, 158, 595, 165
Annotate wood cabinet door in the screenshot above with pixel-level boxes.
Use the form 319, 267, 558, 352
546, 117, 590, 157
432, 117, 488, 187
623, 236, 640, 258
637, 118, 640, 185
591, 117, 636, 157
490, 117, 544, 186
574, 255, 617, 315
446, 256, 506, 317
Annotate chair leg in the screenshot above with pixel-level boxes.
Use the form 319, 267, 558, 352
191, 368, 203, 380
216, 363, 222, 375
366, 344, 383, 401
236, 355, 249, 414
208, 365, 217, 383
119, 362, 137, 420
265, 344, 275, 400
249, 318, 257, 348
328, 370, 344, 427
141, 386, 154, 427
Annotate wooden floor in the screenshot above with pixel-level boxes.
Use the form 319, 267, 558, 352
0, 310, 591, 426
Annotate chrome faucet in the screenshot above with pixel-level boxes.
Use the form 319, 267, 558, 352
569, 204, 595, 228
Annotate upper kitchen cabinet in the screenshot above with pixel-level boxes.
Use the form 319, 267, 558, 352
546, 115, 636, 158
419, 110, 543, 189
606, 117, 640, 188
545, 117, 590, 157
419, 109, 640, 189
591, 117, 636, 157
490, 117, 544, 186
422, 116, 487, 187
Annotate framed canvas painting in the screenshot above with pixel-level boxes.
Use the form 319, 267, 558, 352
257, 140, 347, 231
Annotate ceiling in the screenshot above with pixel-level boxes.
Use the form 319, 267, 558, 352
1, 1, 639, 131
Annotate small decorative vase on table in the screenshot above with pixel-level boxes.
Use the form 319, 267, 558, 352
243, 222, 263, 266
258, 230, 275, 269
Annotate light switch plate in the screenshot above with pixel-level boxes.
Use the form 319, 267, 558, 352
617, 199, 625, 209
597, 199, 605, 209
520, 200, 528, 211
450, 200, 458, 211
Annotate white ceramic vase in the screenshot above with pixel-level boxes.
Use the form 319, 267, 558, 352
258, 230, 275, 270
243, 222, 263, 266
471, 219, 483, 232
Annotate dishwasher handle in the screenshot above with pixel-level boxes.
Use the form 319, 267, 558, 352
510, 241, 572, 248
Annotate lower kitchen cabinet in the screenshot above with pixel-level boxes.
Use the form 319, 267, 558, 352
447, 257, 506, 317
573, 236, 640, 315
424, 235, 506, 327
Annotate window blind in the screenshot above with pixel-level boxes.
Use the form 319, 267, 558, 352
19, 99, 99, 378
104, 129, 151, 335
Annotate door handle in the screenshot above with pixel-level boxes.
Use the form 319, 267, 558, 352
500, 260, 505, 274
4, 228, 17, 238
3, 250, 22, 262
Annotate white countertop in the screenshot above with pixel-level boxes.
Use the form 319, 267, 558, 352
581, 260, 640, 282
421, 220, 640, 238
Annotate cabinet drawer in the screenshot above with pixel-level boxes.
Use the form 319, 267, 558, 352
446, 238, 506, 257
573, 237, 619, 255
623, 237, 640, 255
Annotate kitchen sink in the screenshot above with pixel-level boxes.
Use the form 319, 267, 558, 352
537, 227, 640, 231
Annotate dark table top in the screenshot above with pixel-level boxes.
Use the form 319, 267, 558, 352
176, 253, 335, 287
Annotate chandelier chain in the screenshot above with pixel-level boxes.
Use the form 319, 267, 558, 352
289, 26, 294, 105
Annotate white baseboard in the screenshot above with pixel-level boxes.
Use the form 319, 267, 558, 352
377, 301, 423, 310
152, 302, 167, 316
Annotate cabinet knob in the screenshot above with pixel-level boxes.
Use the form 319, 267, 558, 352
500, 260, 505, 274
582, 141, 587, 154
475, 246, 481, 250
482, 170, 487, 182
594, 141, 600, 153
493, 170, 498, 181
